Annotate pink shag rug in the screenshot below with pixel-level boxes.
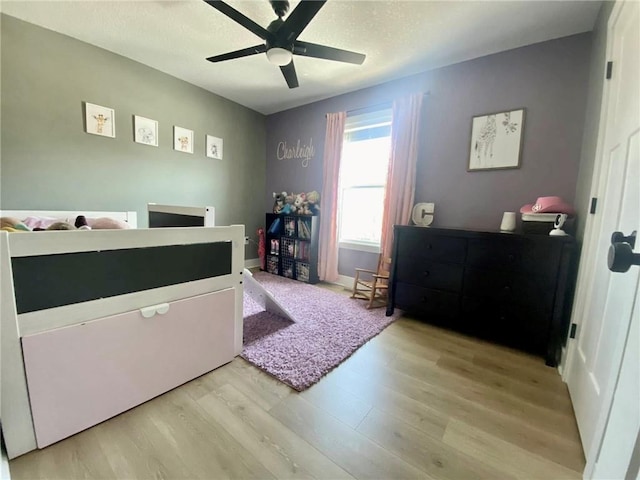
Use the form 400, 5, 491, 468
242, 272, 400, 391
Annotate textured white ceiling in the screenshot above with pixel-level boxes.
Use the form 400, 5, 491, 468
1, 0, 602, 115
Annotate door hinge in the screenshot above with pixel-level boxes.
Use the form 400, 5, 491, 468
590, 197, 598, 214
569, 323, 578, 339
606, 61, 613, 80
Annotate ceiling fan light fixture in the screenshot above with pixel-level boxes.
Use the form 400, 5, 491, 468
266, 47, 293, 66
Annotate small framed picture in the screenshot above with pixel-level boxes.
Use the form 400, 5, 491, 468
468, 108, 525, 171
134, 115, 158, 147
84, 102, 115, 138
206, 135, 223, 159
174, 126, 194, 154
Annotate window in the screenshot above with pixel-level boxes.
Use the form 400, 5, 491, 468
338, 108, 392, 252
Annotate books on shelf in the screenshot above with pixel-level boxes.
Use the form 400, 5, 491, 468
295, 240, 310, 261
297, 218, 311, 239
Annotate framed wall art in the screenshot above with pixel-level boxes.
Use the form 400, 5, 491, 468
84, 102, 115, 138
468, 108, 525, 171
134, 115, 158, 147
174, 126, 194, 154
206, 135, 223, 160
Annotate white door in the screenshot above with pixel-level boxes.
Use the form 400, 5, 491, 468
592, 283, 639, 479
564, 0, 640, 469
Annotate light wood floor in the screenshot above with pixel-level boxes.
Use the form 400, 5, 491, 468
10, 285, 585, 480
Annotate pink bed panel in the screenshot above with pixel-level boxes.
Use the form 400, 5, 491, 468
21, 288, 235, 448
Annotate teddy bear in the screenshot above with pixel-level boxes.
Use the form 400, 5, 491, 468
272, 191, 287, 214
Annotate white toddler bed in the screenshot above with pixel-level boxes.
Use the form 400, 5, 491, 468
0, 209, 244, 459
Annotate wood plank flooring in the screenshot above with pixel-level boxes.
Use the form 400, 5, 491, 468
10, 284, 585, 479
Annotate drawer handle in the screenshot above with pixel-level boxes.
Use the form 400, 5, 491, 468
423, 271, 430, 277
421, 296, 439, 307
503, 285, 511, 292
427, 244, 433, 250
507, 254, 515, 261
140, 303, 170, 318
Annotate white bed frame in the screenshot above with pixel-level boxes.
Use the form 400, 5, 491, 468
147, 203, 215, 227
0, 210, 244, 459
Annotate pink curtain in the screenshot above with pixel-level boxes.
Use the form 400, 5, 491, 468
318, 112, 346, 282
380, 94, 424, 262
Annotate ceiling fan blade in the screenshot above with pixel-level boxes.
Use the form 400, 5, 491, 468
203, 0, 275, 42
280, 61, 299, 89
276, 0, 326, 44
206, 44, 266, 63
293, 41, 365, 65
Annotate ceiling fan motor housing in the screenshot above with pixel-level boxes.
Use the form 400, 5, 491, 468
205, 0, 366, 88
266, 19, 291, 49
265, 18, 294, 65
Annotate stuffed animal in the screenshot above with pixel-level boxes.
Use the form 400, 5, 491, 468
88, 217, 131, 229
306, 190, 321, 215
46, 222, 76, 230
300, 200, 313, 216
272, 191, 287, 214
74, 215, 92, 230
292, 193, 306, 214
257, 227, 266, 270
1, 217, 30, 232
281, 193, 295, 214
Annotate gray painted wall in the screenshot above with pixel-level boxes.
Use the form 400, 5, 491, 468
0, 15, 266, 258
573, 1, 615, 242
266, 33, 593, 275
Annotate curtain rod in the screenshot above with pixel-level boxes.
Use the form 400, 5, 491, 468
325, 91, 430, 117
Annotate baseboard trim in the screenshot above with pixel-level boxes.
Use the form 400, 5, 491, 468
244, 258, 260, 269
244, 266, 353, 287
334, 275, 355, 289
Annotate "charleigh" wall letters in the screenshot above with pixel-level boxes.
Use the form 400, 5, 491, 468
277, 138, 315, 167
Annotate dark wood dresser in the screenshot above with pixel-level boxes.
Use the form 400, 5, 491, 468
387, 226, 576, 366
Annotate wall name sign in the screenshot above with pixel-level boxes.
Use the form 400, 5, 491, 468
277, 138, 315, 168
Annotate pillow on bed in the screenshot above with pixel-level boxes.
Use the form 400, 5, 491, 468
22, 216, 62, 229
87, 217, 131, 229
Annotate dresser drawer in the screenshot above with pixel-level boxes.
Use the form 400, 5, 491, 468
397, 231, 467, 263
396, 256, 464, 292
395, 283, 460, 320
463, 268, 555, 311
466, 238, 560, 276
462, 297, 550, 354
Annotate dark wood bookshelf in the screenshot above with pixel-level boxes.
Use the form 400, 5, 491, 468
265, 213, 320, 284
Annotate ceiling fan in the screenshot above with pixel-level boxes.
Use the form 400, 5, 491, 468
203, 0, 366, 89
